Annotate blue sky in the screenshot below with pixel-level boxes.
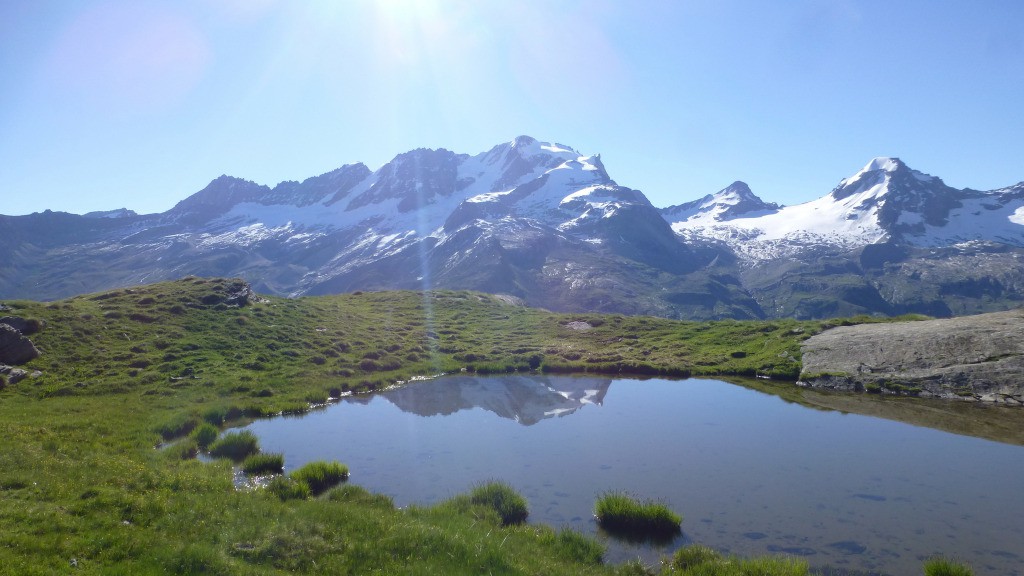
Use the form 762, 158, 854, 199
2, 0, 1022, 216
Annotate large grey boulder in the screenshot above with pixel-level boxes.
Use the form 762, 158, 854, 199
0, 323, 40, 365
800, 309, 1024, 404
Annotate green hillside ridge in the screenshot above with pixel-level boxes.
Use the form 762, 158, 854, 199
1, 277, 964, 575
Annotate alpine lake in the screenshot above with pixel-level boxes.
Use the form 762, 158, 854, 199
237, 375, 1024, 576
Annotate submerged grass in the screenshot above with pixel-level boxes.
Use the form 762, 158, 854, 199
0, 277, 967, 574
595, 491, 682, 540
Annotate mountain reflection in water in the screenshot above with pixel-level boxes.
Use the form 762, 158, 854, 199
362, 375, 611, 425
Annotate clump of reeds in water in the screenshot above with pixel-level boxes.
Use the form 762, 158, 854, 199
468, 481, 529, 526
593, 491, 681, 540
289, 461, 349, 495
190, 422, 219, 450
241, 453, 284, 475
924, 557, 974, 576
208, 430, 259, 460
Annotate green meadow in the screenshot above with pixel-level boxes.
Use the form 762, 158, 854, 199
0, 277, 969, 574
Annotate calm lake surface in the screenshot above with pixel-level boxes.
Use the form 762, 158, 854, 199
243, 375, 1024, 575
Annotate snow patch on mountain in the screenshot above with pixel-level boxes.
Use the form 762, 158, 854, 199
916, 195, 1024, 247
197, 222, 297, 248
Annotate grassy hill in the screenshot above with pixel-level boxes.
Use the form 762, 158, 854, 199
0, 277, 942, 574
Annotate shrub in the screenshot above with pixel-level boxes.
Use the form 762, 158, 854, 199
290, 461, 348, 495
242, 453, 284, 475
468, 481, 529, 526
594, 491, 681, 540
190, 422, 219, 450
924, 557, 974, 576
208, 430, 260, 460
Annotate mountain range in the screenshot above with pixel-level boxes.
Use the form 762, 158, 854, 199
3, 136, 1023, 320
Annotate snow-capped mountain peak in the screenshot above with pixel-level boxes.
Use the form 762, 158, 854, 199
831, 156, 942, 202
660, 181, 780, 224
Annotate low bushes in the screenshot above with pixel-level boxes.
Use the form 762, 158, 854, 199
594, 491, 681, 540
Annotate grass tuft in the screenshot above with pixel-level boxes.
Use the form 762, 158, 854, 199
924, 557, 974, 576
671, 544, 723, 570
594, 491, 681, 540
467, 480, 529, 526
266, 476, 311, 501
669, 546, 809, 575
241, 453, 284, 475
208, 430, 260, 460
155, 412, 200, 440
289, 461, 349, 495
190, 422, 219, 449
325, 484, 395, 509
554, 528, 604, 564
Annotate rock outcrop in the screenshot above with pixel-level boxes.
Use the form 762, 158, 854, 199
0, 365, 32, 385
0, 323, 40, 365
0, 316, 41, 335
799, 309, 1024, 404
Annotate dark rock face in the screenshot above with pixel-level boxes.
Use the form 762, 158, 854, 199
0, 323, 40, 365
799, 309, 1024, 404
0, 316, 41, 335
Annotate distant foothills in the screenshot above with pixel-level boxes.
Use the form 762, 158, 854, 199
2, 136, 1023, 320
